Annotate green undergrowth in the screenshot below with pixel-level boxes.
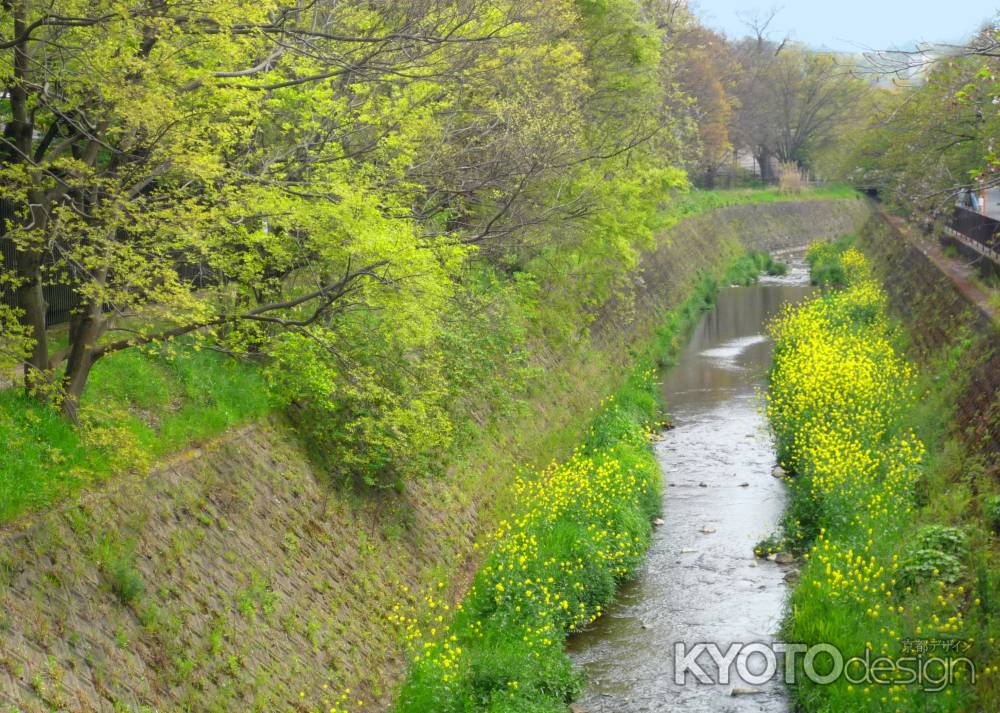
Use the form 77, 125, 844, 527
0, 343, 268, 523
725, 250, 788, 285
666, 184, 857, 224
391, 254, 768, 713
767, 238, 999, 711
805, 234, 858, 287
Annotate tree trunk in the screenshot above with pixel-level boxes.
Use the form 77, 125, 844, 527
703, 165, 717, 189
14, 246, 49, 392
7, 5, 49, 393
755, 149, 774, 184
61, 297, 105, 423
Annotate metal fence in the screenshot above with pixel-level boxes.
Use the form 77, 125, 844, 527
944, 206, 1000, 268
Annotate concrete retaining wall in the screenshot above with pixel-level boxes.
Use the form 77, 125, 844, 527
859, 210, 1000, 454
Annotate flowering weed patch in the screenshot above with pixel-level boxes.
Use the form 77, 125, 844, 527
767, 242, 991, 711
392, 374, 662, 712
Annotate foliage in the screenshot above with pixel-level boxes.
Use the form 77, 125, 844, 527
724, 250, 787, 286
0, 0, 689, 420
0, 0, 701, 491
899, 526, 968, 587
832, 26, 1000, 210
805, 235, 858, 288
985, 496, 1000, 534
729, 40, 870, 179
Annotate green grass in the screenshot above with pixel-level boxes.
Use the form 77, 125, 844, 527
724, 250, 788, 286
96, 534, 145, 606
804, 234, 858, 287
663, 184, 858, 224
393, 254, 759, 712
0, 343, 268, 523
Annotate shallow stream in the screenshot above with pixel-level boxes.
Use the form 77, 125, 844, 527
567, 259, 813, 712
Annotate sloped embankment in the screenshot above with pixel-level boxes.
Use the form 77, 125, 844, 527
0, 198, 869, 713
858, 212, 1000, 449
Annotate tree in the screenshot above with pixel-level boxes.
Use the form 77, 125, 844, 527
0, 1, 519, 419
729, 31, 868, 180
670, 21, 737, 186
1, 0, 712, 486
838, 25, 1000, 210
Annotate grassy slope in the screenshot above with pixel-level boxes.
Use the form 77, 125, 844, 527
769, 239, 999, 712
0, 344, 268, 523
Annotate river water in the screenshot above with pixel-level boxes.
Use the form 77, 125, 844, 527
567, 259, 813, 712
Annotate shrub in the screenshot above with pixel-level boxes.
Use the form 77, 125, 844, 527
985, 495, 1000, 534
805, 235, 855, 287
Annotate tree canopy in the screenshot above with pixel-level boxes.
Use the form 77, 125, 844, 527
0, 0, 888, 486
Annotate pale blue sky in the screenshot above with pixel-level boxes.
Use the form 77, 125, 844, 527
690, 1, 998, 51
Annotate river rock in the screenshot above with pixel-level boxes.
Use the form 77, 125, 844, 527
774, 552, 794, 564
698, 481, 708, 487
653, 517, 665, 526
700, 526, 717, 534
739, 482, 750, 487
730, 687, 763, 696
771, 465, 786, 478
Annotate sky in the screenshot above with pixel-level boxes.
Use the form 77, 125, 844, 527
689, 1, 998, 52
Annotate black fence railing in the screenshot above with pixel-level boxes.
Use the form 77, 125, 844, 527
943, 206, 1000, 269
950, 206, 1000, 247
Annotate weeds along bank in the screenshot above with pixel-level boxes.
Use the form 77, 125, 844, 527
390, 252, 785, 712
0, 198, 867, 713
766, 239, 1000, 712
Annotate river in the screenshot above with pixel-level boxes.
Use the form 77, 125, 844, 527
567, 257, 813, 712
